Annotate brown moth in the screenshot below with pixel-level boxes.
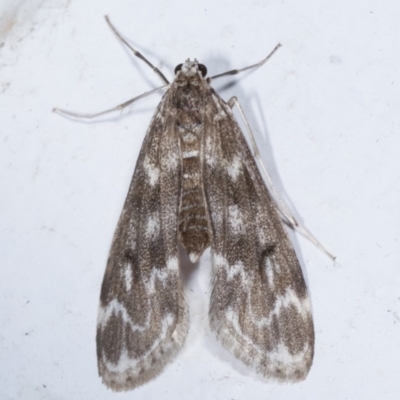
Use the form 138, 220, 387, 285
55, 17, 319, 392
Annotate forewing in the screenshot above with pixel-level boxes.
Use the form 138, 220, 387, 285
96, 101, 188, 391
203, 92, 314, 381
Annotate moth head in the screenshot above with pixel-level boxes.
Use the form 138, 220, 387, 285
174, 59, 207, 78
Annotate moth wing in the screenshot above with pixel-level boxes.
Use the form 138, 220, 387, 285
203, 94, 314, 381
96, 102, 188, 391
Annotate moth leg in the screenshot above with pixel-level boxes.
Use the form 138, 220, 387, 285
228, 96, 336, 260
209, 43, 281, 81
53, 85, 168, 119
105, 16, 170, 85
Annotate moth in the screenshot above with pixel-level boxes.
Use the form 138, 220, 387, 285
54, 17, 329, 392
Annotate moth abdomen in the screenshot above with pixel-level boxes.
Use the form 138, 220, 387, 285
178, 156, 210, 261
177, 116, 210, 262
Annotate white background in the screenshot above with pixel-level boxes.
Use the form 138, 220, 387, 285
1, 0, 399, 399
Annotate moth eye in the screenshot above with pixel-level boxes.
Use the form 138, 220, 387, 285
198, 64, 207, 77
174, 64, 183, 75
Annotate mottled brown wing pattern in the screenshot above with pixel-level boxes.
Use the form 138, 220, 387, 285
54, 22, 317, 390
203, 91, 314, 382
96, 99, 188, 391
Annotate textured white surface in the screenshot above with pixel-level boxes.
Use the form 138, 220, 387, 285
1, 0, 399, 399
